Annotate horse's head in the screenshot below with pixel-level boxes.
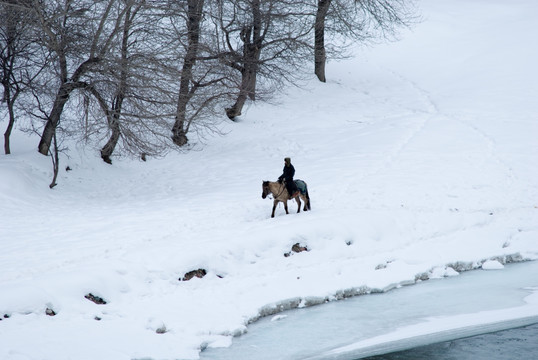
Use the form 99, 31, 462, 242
262, 181, 270, 199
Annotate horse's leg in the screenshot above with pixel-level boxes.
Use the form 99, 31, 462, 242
296, 196, 301, 213
284, 200, 289, 214
301, 195, 308, 211
272, 200, 278, 218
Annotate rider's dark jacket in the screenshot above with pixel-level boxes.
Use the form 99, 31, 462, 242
279, 164, 297, 195
279, 164, 295, 182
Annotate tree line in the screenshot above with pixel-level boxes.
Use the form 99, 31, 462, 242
1, 0, 416, 187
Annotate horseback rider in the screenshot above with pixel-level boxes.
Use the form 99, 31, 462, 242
278, 157, 298, 198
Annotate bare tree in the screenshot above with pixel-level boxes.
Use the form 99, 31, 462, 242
163, 0, 234, 147
85, 0, 146, 164
314, 0, 418, 82
0, 0, 38, 154
75, 1, 183, 162
221, 0, 263, 119
211, 0, 313, 119
30, 0, 128, 156
4, 0, 418, 182
171, 0, 205, 147
96, 2, 139, 163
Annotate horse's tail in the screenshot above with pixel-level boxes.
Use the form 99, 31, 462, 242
295, 179, 311, 210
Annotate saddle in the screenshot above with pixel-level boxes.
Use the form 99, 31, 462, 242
280, 179, 306, 198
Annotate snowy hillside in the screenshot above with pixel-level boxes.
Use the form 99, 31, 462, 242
1, 0, 538, 359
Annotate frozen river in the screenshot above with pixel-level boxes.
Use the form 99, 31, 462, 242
363, 322, 538, 360
201, 260, 538, 360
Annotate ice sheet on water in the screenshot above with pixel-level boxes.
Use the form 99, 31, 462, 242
201, 261, 538, 360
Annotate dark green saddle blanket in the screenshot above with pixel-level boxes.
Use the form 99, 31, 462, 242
294, 179, 307, 195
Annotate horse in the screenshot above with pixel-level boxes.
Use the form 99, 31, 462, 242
262, 180, 311, 218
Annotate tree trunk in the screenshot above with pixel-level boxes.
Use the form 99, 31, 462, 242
49, 131, 59, 189
38, 57, 100, 155
100, 3, 138, 162
172, 0, 204, 147
226, 0, 262, 120
225, 63, 257, 119
315, 0, 331, 83
2, 81, 18, 154
100, 112, 121, 164
2, 0, 19, 155
3, 98, 15, 155
83, 83, 120, 164
37, 83, 72, 155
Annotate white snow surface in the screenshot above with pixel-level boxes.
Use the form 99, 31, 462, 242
1, 0, 538, 359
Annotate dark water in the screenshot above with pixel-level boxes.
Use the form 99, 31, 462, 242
362, 322, 538, 360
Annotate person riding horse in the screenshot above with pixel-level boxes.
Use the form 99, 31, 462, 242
278, 157, 298, 198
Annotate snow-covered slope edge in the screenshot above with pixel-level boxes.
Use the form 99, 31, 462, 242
251, 254, 534, 324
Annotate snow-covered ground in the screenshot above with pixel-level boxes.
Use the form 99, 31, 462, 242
1, 0, 537, 359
